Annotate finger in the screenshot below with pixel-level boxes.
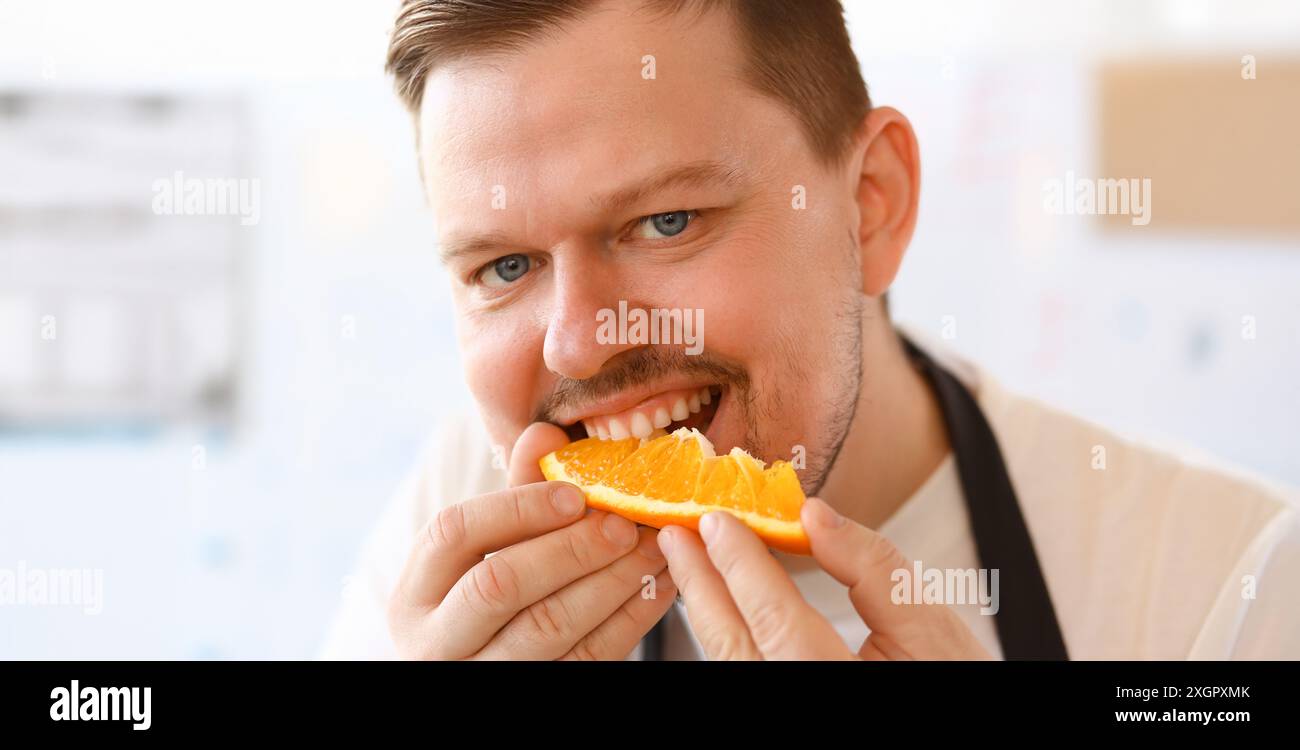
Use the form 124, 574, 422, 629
698, 511, 851, 660
391, 481, 586, 616
657, 524, 761, 661
474, 527, 672, 660
509, 422, 570, 487
802, 496, 941, 637
560, 568, 678, 661
803, 497, 990, 659
429, 510, 640, 656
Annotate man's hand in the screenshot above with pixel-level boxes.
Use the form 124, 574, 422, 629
657, 496, 992, 660
387, 423, 676, 660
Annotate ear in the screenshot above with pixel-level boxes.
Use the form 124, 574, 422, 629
848, 107, 920, 297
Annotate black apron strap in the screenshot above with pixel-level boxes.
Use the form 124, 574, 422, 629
900, 334, 1069, 660
640, 334, 1069, 660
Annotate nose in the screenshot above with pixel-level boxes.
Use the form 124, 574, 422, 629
543, 258, 639, 380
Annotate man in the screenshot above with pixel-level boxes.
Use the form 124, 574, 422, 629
322, 0, 1300, 660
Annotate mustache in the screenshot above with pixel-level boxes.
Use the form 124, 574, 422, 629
534, 347, 749, 425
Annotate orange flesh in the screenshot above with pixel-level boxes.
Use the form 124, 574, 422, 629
540, 429, 810, 555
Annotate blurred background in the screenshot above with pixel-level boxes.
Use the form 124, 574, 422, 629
1, 0, 1297, 658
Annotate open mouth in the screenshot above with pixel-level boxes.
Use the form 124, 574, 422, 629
562, 384, 723, 443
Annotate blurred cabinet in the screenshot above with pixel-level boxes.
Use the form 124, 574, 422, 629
0, 93, 248, 430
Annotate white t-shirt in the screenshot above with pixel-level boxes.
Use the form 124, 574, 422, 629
320, 336, 1300, 660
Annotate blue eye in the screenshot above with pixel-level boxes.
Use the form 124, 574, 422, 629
634, 210, 695, 239
480, 254, 532, 288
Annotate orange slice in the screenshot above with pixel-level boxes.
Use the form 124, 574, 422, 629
539, 428, 810, 555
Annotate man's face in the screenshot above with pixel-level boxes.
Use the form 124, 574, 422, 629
419, 0, 867, 490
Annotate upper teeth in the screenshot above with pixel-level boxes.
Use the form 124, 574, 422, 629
579, 386, 718, 441
630, 412, 653, 439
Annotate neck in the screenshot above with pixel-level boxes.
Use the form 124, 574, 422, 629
818, 306, 950, 530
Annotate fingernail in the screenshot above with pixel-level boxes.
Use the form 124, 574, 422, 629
699, 512, 722, 545
806, 497, 846, 529
601, 513, 637, 546
656, 529, 675, 559
552, 485, 585, 516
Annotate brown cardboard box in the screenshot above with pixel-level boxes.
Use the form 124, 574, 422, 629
1098, 57, 1300, 233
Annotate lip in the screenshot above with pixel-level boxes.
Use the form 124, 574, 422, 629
552, 377, 724, 427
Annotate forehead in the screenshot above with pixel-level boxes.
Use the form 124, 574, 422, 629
416, 2, 799, 239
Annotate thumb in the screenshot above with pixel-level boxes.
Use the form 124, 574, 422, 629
800, 496, 917, 634
507, 422, 571, 488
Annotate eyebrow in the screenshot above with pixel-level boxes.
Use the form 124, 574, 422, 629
439, 160, 746, 264
588, 159, 746, 214
439, 231, 517, 264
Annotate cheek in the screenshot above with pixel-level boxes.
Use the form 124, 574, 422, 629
693, 209, 850, 361
709, 202, 858, 437
457, 309, 547, 439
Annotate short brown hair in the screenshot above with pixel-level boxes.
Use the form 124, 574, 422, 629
386, 0, 871, 167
